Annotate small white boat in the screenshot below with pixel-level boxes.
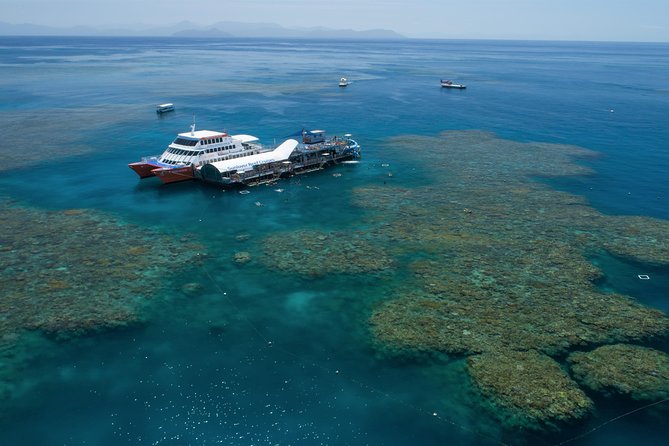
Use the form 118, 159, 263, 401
339, 77, 349, 87
156, 103, 175, 113
440, 80, 466, 89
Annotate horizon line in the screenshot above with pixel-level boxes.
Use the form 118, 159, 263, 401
0, 34, 668, 44
1, 20, 668, 44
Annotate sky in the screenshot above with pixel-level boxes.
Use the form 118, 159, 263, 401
2, 0, 669, 41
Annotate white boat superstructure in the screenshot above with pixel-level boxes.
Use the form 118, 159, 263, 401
339, 77, 349, 87
157, 129, 262, 169
440, 79, 466, 89
156, 103, 175, 113
129, 124, 265, 183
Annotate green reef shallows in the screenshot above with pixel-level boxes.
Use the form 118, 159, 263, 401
569, 344, 669, 401
0, 203, 202, 337
261, 229, 395, 276
0, 107, 149, 173
0, 201, 203, 404
358, 131, 669, 428
468, 350, 593, 429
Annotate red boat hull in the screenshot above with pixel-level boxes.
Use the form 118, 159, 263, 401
128, 162, 160, 178
152, 166, 195, 184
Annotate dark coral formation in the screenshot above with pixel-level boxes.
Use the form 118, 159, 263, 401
0, 200, 204, 404
370, 289, 667, 358
468, 350, 593, 429
599, 216, 669, 266
359, 131, 669, 426
569, 344, 669, 400
233, 251, 252, 265
260, 230, 394, 276
0, 201, 203, 340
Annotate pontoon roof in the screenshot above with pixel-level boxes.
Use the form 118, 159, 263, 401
205, 139, 298, 174
230, 134, 260, 143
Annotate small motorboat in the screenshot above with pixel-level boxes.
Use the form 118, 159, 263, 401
440, 80, 466, 89
156, 103, 175, 113
339, 77, 349, 87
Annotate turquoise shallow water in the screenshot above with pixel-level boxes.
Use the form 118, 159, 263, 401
1, 36, 669, 445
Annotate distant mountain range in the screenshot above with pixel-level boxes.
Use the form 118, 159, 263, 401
0, 20, 405, 39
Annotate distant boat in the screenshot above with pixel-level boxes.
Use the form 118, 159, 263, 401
156, 103, 175, 113
440, 80, 466, 89
339, 77, 349, 87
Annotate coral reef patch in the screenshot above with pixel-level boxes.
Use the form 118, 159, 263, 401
467, 350, 593, 429
234, 251, 252, 265
569, 344, 669, 401
360, 131, 669, 426
0, 199, 204, 406
0, 200, 203, 341
260, 230, 394, 276
369, 288, 667, 358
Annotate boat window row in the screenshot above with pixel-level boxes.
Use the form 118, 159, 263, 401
202, 137, 227, 145
173, 138, 198, 146
203, 145, 235, 154
167, 148, 197, 156
161, 159, 191, 166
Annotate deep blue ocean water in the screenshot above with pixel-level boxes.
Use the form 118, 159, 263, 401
0, 36, 668, 445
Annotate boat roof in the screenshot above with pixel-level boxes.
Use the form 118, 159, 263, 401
177, 130, 227, 139
157, 103, 173, 107
207, 139, 298, 173
230, 134, 260, 143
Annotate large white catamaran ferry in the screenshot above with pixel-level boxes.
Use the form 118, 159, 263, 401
128, 124, 267, 184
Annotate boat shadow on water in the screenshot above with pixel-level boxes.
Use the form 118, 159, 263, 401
132, 176, 201, 197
